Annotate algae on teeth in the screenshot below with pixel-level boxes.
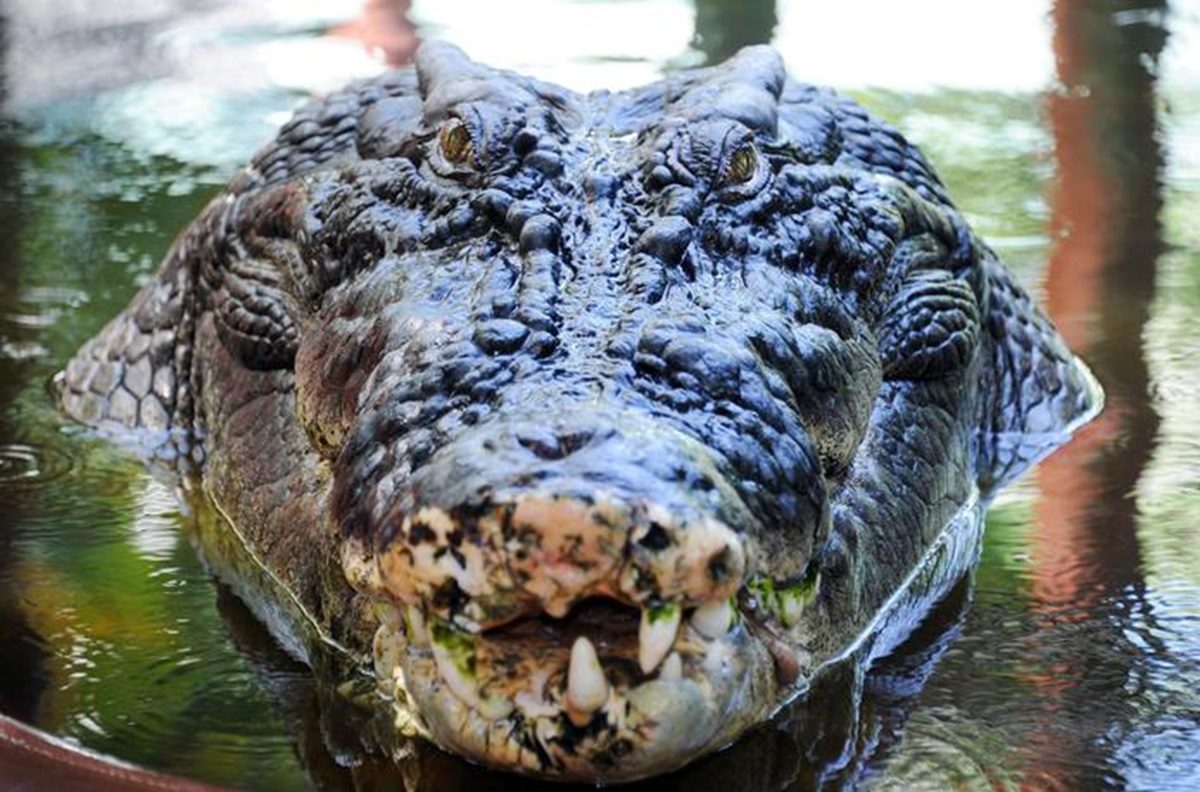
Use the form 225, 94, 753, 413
639, 603, 681, 674
749, 569, 820, 628
431, 618, 477, 679
430, 617, 479, 710
776, 576, 819, 627
429, 617, 514, 717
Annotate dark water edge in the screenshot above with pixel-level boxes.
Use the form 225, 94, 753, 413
1, 1, 1199, 790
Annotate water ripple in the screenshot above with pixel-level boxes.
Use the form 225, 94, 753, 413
0, 442, 74, 486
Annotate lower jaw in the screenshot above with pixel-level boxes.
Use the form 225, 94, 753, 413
374, 620, 781, 781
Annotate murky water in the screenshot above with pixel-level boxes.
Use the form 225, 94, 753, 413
1, 1, 1198, 790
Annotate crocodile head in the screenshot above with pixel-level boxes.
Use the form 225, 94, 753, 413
60, 41, 1099, 781
312, 44, 883, 778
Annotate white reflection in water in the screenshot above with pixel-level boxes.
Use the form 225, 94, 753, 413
130, 476, 181, 561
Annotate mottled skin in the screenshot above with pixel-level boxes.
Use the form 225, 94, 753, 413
59, 43, 1099, 781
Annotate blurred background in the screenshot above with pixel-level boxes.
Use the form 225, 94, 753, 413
0, 1, 1198, 790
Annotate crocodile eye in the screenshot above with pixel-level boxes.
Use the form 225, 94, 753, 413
725, 144, 759, 185
440, 119, 474, 166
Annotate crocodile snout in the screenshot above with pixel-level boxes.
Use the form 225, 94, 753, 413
339, 410, 788, 779
370, 411, 754, 629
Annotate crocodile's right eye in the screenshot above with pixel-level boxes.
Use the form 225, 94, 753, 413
439, 119, 475, 166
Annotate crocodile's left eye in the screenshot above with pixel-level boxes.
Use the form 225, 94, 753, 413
717, 137, 768, 199
725, 144, 759, 185
439, 118, 475, 166
428, 110, 490, 180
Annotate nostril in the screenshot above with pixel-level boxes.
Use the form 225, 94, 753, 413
517, 432, 561, 460
707, 547, 733, 584
637, 521, 672, 551
516, 427, 597, 460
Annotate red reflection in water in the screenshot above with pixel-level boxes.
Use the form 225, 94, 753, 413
329, 0, 419, 67
1025, 0, 1165, 787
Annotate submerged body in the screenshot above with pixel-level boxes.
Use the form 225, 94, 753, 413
59, 43, 1100, 781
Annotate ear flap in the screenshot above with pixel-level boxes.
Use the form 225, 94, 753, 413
877, 268, 981, 381
205, 183, 313, 372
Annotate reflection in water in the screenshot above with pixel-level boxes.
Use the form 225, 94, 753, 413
691, 0, 777, 65
174, 444, 998, 792
0, 5, 52, 727
0, 1, 1197, 790
330, 0, 419, 68
1031, 0, 1166, 787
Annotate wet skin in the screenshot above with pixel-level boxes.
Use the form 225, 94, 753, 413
58, 43, 1100, 781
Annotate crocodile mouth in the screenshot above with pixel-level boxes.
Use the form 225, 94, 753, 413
344, 484, 810, 781
372, 589, 784, 781
335, 414, 823, 779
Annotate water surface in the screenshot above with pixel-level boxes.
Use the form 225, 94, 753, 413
1, 1, 1198, 789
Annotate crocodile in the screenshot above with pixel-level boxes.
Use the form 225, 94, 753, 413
57, 42, 1101, 782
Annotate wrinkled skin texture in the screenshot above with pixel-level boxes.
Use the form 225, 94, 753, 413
59, 43, 1100, 781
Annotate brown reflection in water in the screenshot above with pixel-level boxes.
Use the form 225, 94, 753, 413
1027, 0, 1165, 787
329, 0, 419, 68
0, 8, 52, 726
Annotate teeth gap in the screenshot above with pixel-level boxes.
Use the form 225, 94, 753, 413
482, 596, 641, 638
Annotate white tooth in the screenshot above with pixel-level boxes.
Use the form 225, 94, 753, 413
567, 636, 609, 719
691, 597, 734, 639
638, 604, 681, 674
660, 652, 682, 681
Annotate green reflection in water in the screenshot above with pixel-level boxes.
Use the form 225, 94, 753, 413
0, 2, 1198, 790
852, 89, 1054, 280
0, 126, 314, 788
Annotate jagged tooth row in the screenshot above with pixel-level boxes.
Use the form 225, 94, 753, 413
397, 594, 748, 726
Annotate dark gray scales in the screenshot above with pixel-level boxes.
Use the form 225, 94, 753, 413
58, 42, 1100, 782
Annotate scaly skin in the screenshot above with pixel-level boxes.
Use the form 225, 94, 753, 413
58, 43, 1100, 781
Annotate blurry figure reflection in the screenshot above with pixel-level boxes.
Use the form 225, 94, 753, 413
331, 0, 419, 67
691, 0, 776, 65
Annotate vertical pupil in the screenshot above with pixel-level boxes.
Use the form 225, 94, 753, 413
442, 123, 472, 164
730, 147, 756, 183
